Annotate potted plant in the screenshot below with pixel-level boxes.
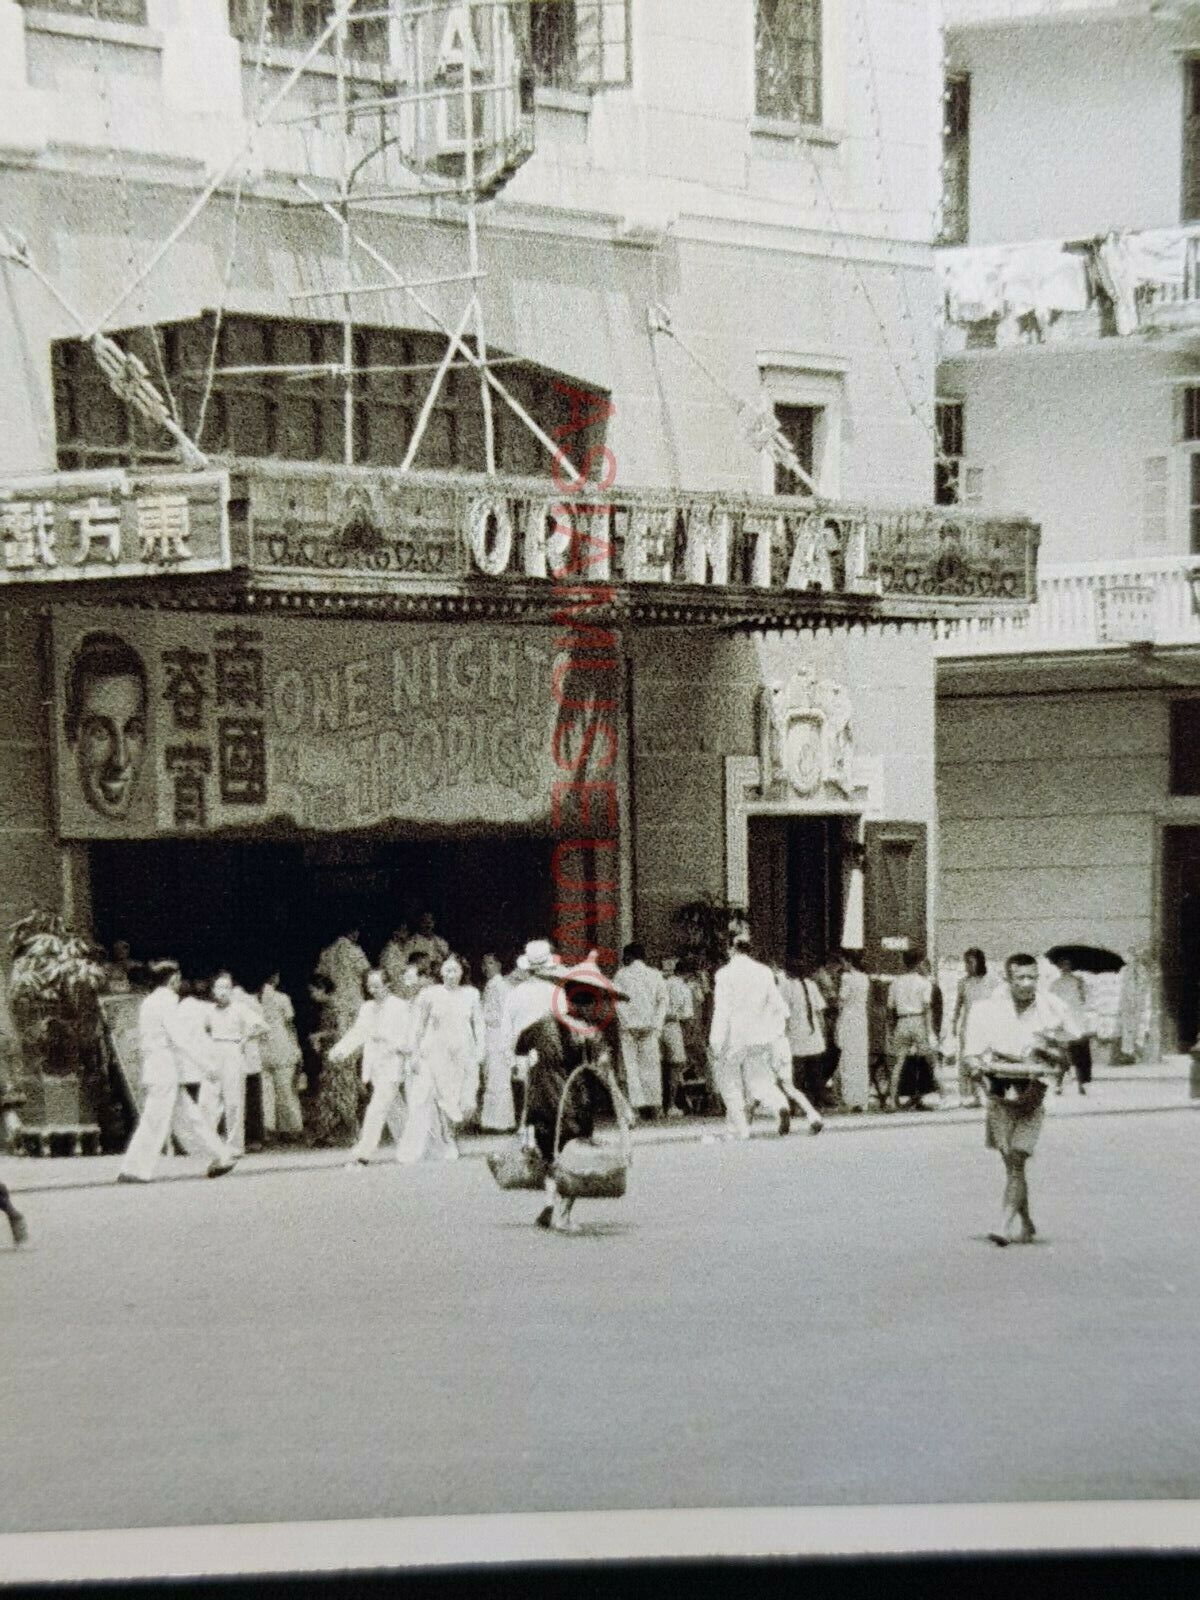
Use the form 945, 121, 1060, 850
673, 894, 747, 973
6, 910, 108, 1136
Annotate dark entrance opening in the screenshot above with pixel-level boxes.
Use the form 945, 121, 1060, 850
87, 834, 555, 998
746, 814, 848, 971
1161, 824, 1200, 1051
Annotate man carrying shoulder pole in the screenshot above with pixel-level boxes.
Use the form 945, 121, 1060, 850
962, 952, 1077, 1246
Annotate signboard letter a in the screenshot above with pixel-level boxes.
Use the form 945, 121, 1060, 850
438, 5, 482, 73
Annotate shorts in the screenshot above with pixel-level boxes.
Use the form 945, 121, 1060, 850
984, 1080, 1047, 1158
891, 1016, 930, 1063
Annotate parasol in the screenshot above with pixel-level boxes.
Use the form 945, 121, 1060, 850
1044, 944, 1125, 974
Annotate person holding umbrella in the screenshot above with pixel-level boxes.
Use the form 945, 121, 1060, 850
1046, 944, 1124, 1095
515, 951, 633, 1235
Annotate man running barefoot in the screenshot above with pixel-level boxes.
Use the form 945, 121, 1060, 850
963, 953, 1076, 1246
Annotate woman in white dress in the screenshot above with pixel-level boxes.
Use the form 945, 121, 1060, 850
398, 955, 483, 1161
835, 952, 871, 1112
259, 971, 305, 1139
479, 953, 517, 1131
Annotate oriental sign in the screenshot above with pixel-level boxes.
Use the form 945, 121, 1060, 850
238, 463, 1038, 609
1, 470, 230, 582
51, 606, 615, 841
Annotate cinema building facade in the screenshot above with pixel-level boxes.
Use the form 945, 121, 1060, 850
0, 0, 1038, 1111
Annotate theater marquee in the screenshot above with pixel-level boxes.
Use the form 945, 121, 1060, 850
51, 606, 616, 840
1, 470, 230, 582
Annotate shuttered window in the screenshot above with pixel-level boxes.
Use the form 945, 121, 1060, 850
940, 74, 970, 245
1183, 58, 1200, 222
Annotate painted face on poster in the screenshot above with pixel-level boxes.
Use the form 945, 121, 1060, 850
62, 631, 150, 822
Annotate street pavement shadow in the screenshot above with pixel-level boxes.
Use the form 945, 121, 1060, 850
494, 1220, 636, 1239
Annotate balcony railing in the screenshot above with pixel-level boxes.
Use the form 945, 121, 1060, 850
943, 0, 1163, 26
938, 227, 1200, 352
934, 554, 1200, 657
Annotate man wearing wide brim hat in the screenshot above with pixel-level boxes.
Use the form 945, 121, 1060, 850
516, 950, 631, 1234
501, 939, 563, 1122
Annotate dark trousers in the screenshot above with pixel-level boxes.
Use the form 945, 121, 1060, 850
245, 1074, 266, 1146
794, 1054, 830, 1105
0, 1182, 18, 1218
1068, 1038, 1093, 1087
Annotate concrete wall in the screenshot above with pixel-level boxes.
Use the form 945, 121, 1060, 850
2, 0, 940, 246
948, 17, 1189, 245
0, 0, 944, 956
631, 626, 937, 959
0, 170, 938, 498
0, 610, 63, 1019
936, 688, 1162, 964
939, 342, 1182, 562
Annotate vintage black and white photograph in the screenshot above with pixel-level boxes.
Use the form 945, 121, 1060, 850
1, 0, 1198, 1582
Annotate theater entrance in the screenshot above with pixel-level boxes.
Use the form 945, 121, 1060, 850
87, 833, 555, 996
746, 814, 849, 971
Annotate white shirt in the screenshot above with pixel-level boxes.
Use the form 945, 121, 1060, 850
501, 975, 559, 1077
614, 960, 668, 1035
709, 952, 789, 1054
664, 974, 695, 1025
782, 975, 826, 1057
138, 986, 210, 1088
176, 995, 219, 1085
964, 985, 1079, 1066
328, 994, 415, 1085
889, 971, 932, 1018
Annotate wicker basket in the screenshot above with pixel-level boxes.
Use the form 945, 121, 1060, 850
487, 1142, 548, 1192
551, 1062, 632, 1200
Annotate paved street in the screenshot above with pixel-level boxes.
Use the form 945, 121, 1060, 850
2, 1103, 1198, 1535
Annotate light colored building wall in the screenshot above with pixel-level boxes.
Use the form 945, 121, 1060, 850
947, 17, 1188, 246
2, 0, 940, 245
0, 0, 946, 960
936, 689, 1162, 964
632, 626, 937, 957
940, 343, 1183, 563
0, 168, 938, 501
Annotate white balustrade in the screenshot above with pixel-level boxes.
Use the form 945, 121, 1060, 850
935, 554, 1200, 657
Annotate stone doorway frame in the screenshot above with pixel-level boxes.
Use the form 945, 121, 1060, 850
724, 754, 884, 909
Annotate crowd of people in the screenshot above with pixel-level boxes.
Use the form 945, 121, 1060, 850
0, 907, 1101, 1246
92, 915, 1110, 1176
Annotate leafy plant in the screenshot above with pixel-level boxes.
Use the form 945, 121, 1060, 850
7, 910, 106, 1072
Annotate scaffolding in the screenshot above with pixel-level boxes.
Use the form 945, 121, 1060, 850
1, 2, 596, 486
0, 0, 823, 494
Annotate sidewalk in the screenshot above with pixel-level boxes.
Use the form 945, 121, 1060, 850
6, 1061, 1196, 1197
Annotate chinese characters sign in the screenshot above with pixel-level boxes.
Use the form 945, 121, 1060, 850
51, 607, 600, 840
1, 470, 229, 583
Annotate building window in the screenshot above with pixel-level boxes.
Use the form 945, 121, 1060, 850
940, 74, 970, 245
18, 0, 148, 20
935, 400, 965, 505
773, 404, 818, 496
755, 0, 822, 126
227, 0, 388, 62
519, 1, 631, 95
51, 314, 607, 477
1170, 700, 1200, 795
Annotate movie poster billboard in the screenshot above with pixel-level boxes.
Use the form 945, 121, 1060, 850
51, 606, 612, 840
